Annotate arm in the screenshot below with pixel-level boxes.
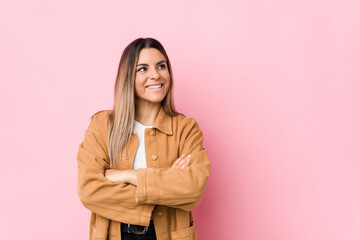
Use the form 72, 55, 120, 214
135, 119, 211, 211
105, 169, 138, 185
77, 113, 154, 222
104, 154, 191, 185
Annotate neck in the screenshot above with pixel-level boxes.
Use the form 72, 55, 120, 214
135, 100, 161, 126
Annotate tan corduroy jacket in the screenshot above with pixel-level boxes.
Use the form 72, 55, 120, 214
77, 106, 210, 240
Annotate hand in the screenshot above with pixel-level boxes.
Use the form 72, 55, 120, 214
105, 169, 137, 185
171, 154, 191, 169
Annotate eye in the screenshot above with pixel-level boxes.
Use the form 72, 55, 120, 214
158, 64, 167, 70
137, 67, 147, 72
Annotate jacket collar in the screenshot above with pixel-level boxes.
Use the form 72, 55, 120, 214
152, 106, 173, 135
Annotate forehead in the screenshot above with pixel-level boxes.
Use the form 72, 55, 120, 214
137, 48, 166, 64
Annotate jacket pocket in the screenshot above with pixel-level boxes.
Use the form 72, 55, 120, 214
92, 227, 108, 240
170, 225, 195, 240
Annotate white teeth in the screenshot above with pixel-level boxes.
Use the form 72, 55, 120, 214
146, 84, 162, 89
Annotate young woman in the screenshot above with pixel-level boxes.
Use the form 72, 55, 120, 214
77, 38, 210, 240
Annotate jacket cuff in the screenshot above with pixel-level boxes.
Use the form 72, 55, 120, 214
135, 168, 147, 204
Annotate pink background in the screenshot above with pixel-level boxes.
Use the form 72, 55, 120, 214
1, 0, 359, 239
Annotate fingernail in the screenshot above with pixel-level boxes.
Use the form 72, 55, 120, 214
181, 154, 185, 157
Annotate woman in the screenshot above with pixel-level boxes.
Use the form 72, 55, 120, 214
77, 38, 210, 240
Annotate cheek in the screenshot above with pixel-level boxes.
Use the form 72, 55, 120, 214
165, 75, 171, 90
162, 72, 171, 84
134, 77, 145, 96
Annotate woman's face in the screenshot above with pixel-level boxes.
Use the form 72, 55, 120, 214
134, 48, 170, 106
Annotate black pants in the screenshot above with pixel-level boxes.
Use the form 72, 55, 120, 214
120, 220, 157, 240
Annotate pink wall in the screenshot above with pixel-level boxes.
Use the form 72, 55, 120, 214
1, 0, 359, 239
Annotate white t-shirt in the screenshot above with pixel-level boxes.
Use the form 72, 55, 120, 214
133, 120, 152, 170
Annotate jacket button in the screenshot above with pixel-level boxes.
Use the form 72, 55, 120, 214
149, 129, 156, 136
157, 211, 163, 217
151, 155, 158, 161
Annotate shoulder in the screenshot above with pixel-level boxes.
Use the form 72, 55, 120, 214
87, 110, 112, 134
80, 110, 111, 156
90, 109, 112, 121
172, 112, 202, 135
172, 113, 206, 150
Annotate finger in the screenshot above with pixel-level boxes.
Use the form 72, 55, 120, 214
171, 154, 185, 168
171, 158, 180, 168
173, 154, 189, 168
172, 159, 183, 168
178, 155, 191, 168
181, 159, 190, 168
183, 156, 191, 167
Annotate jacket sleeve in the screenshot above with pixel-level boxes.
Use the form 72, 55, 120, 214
77, 113, 152, 221
135, 118, 210, 212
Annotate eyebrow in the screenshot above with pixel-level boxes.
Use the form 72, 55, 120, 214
136, 60, 166, 67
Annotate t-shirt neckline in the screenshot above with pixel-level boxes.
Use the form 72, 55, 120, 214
134, 120, 152, 128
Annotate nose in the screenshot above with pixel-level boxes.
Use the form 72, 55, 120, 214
149, 67, 160, 80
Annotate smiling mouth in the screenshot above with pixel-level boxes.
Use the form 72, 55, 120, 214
145, 84, 164, 89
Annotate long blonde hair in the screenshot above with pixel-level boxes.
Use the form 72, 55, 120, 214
102, 38, 179, 167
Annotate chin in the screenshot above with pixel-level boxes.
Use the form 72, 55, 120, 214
145, 94, 167, 103
148, 98, 165, 103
